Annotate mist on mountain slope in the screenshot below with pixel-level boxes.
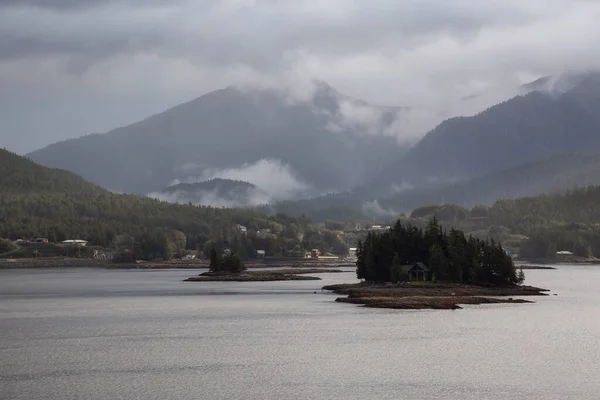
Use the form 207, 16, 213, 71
148, 159, 314, 207
27, 81, 412, 199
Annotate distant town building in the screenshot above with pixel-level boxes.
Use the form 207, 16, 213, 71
61, 240, 88, 246
557, 250, 574, 256
369, 225, 391, 231
305, 249, 323, 260
236, 224, 247, 234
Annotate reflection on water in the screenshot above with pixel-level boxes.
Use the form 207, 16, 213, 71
1, 266, 599, 400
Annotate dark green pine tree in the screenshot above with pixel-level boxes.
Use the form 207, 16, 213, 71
209, 247, 220, 272
355, 239, 366, 280
389, 252, 407, 283
517, 268, 525, 285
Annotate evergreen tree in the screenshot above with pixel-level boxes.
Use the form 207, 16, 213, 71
517, 268, 525, 285
428, 243, 447, 280
355, 239, 366, 280
389, 253, 408, 283
209, 247, 220, 272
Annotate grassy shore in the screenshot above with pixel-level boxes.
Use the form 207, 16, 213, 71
323, 282, 549, 310
185, 268, 344, 282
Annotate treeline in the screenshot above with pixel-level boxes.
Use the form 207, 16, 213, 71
0, 192, 351, 259
356, 218, 519, 286
403, 186, 600, 259
0, 148, 353, 260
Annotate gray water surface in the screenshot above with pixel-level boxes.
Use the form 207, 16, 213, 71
1, 266, 599, 400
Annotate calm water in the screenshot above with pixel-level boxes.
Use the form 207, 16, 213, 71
1, 266, 599, 400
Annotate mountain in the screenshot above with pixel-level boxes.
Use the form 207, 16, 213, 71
0, 148, 104, 195
378, 152, 600, 212
151, 178, 270, 208
27, 81, 408, 197
377, 71, 600, 191
273, 149, 600, 221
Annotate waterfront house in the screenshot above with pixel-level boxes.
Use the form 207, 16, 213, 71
402, 262, 429, 281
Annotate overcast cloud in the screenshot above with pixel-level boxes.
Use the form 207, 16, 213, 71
1, 0, 599, 154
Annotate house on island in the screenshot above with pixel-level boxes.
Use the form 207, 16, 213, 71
401, 262, 430, 281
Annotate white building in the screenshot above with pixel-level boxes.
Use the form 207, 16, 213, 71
62, 239, 88, 246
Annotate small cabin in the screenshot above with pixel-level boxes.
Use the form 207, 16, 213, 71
255, 250, 266, 258
402, 262, 429, 281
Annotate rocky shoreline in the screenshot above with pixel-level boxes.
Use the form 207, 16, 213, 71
323, 282, 549, 310
185, 268, 344, 282
517, 265, 557, 270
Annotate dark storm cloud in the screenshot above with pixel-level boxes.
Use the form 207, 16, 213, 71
0, 1, 542, 66
0, 0, 599, 154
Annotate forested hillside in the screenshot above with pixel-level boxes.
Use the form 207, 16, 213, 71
407, 186, 600, 260
0, 150, 348, 260
0, 148, 103, 194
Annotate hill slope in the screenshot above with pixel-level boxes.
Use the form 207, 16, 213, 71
0, 148, 104, 194
272, 150, 600, 221
0, 150, 333, 259
379, 152, 600, 212
27, 82, 408, 196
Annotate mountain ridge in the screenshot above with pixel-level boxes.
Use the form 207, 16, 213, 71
27, 82, 409, 196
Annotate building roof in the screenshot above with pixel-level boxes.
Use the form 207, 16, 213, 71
411, 262, 429, 271
62, 239, 87, 244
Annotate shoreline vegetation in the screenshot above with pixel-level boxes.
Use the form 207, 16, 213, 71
0, 258, 354, 269
185, 268, 343, 282
323, 282, 549, 310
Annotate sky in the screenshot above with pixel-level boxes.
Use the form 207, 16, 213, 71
1, 0, 600, 154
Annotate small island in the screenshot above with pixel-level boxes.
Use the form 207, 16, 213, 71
325, 218, 549, 310
186, 268, 343, 282
185, 246, 343, 281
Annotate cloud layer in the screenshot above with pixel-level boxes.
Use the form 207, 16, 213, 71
1, 0, 599, 153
